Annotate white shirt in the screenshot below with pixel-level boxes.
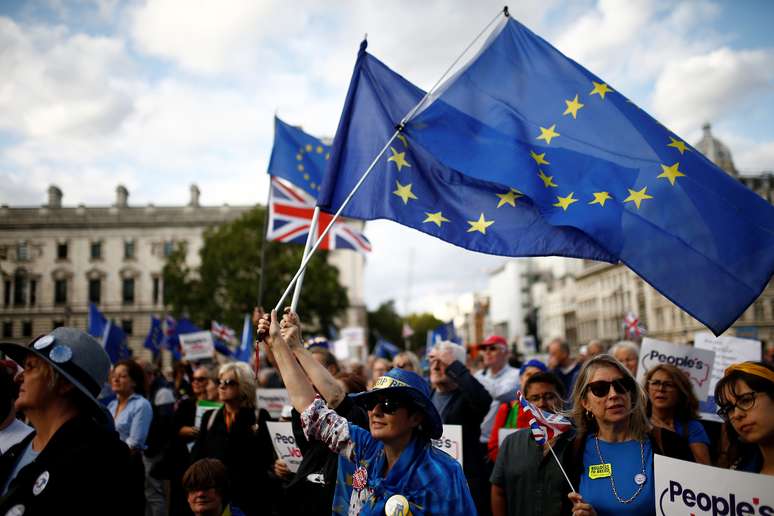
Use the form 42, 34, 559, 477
0, 418, 33, 454
475, 364, 520, 443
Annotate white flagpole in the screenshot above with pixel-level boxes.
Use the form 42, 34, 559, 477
545, 438, 576, 493
290, 206, 320, 312
272, 8, 507, 312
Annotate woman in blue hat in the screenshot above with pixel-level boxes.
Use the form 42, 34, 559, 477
258, 310, 476, 515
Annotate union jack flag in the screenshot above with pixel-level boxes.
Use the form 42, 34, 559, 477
267, 176, 371, 253
623, 312, 646, 339
211, 321, 237, 343
517, 391, 573, 445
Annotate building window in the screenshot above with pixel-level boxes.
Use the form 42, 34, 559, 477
54, 279, 67, 305
3, 280, 10, 307
57, 242, 68, 260
124, 240, 135, 260
2, 322, 11, 338
152, 277, 161, 305
29, 279, 37, 306
90, 241, 102, 260
121, 319, 133, 336
89, 278, 101, 304
163, 240, 175, 257
52, 320, 64, 329
13, 271, 27, 306
122, 278, 135, 305
22, 320, 32, 337
16, 242, 29, 261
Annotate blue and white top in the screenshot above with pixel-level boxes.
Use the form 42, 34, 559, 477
108, 393, 152, 450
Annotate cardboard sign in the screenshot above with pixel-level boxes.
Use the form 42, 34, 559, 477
431, 424, 463, 466
266, 421, 303, 473
256, 388, 291, 419
694, 332, 761, 421
637, 337, 715, 400
179, 331, 215, 361
654, 454, 773, 515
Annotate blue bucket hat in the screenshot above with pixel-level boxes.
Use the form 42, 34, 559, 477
519, 359, 548, 376
350, 368, 443, 439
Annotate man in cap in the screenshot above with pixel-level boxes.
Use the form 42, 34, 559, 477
0, 327, 140, 515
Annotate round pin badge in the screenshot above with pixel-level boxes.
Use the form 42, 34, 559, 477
634, 473, 647, 485
384, 494, 410, 516
32, 471, 49, 496
33, 335, 55, 350
49, 344, 72, 364
4, 504, 25, 516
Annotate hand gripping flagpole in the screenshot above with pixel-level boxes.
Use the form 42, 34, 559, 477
269, 7, 509, 314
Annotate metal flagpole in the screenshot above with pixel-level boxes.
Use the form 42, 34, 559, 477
271, 7, 508, 313
290, 206, 320, 312
545, 438, 576, 493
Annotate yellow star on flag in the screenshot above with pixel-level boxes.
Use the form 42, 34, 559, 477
423, 211, 449, 227
305, 144, 313, 152
296, 153, 302, 161
553, 192, 578, 211
623, 187, 654, 209
657, 162, 685, 186
496, 189, 522, 208
589, 191, 612, 207
467, 213, 494, 234
387, 147, 411, 171
536, 124, 560, 145
530, 150, 550, 165
667, 137, 689, 155
538, 169, 558, 188
590, 81, 613, 99
393, 181, 418, 204
563, 94, 585, 119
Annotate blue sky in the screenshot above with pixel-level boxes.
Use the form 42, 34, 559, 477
1, 0, 772, 316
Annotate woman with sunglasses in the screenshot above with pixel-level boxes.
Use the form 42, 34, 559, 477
714, 361, 774, 475
567, 355, 692, 516
191, 362, 274, 515
644, 364, 711, 465
258, 310, 476, 515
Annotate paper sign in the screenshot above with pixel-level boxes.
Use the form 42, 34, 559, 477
654, 454, 773, 515
694, 332, 761, 421
256, 388, 291, 419
637, 337, 715, 400
266, 421, 303, 473
431, 424, 463, 466
179, 331, 215, 361
195, 400, 222, 429
498, 428, 517, 446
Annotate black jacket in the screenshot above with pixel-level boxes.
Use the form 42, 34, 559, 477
0, 415, 140, 516
191, 406, 274, 516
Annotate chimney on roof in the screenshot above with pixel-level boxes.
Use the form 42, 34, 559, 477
47, 185, 63, 209
116, 185, 129, 208
189, 184, 200, 207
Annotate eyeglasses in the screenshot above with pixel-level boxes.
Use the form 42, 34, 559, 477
526, 392, 559, 404
218, 379, 238, 388
192, 377, 209, 383
716, 392, 760, 421
647, 379, 676, 391
478, 345, 500, 353
586, 378, 634, 398
362, 395, 411, 415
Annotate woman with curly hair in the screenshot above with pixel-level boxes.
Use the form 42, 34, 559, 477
714, 361, 774, 475
644, 364, 711, 464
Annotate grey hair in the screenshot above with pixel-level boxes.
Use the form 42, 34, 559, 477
219, 362, 257, 408
610, 340, 640, 357
394, 351, 421, 372
434, 341, 466, 365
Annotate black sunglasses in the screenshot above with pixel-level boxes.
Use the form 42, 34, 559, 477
586, 378, 634, 398
362, 395, 412, 415
218, 379, 238, 387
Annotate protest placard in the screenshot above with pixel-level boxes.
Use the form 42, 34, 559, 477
186, 400, 223, 452
431, 424, 463, 466
694, 332, 762, 421
256, 388, 291, 419
266, 421, 303, 473
179, 331, 215, 361
637, 337, 715, 400
654, 454, 773, 515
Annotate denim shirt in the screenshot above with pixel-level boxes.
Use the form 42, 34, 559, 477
108, 393, 153, 450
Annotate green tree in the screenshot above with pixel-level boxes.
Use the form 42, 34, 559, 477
404, 312, 444, 351
162, 205, 349, 335
366, 300, 402, 350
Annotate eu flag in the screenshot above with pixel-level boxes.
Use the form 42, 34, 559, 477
318, 42, 615, 267
268, 116, 331, 197
144, 316, 163, 358
88, 303, 130, 364
403, 17, 774, 335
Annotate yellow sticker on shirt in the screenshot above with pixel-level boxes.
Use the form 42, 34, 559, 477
588, 463, 612, 479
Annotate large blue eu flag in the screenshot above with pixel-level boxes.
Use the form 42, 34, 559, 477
401, 17, 774, 335
268, 116, 331, 197
317, 41, 615, 268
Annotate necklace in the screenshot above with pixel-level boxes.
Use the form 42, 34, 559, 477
593, 435, 647, 504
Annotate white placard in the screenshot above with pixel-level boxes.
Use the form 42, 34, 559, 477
179, 331, 216, 361
256, 388, 291, 419
637, 337, 715, 401
655, 454, 773, 515
431, 424, 463, 466
498, 427, 517, 446
266, 421, 303, 473
694, 332, 762, 421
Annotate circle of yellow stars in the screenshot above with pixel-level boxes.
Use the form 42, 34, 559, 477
295, 143, 331, 192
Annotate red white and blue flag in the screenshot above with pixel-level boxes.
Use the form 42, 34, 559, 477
211, 321, 237, 343
517, 391, 573, 445
623, 312, 646, 339
267, 176, 371, 254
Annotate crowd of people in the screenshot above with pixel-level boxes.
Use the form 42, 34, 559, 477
0, 314, 772, 515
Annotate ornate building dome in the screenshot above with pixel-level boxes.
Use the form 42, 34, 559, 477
694, 123, 738, 176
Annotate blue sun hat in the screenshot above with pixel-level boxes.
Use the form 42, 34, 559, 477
350, 367, 443, 439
